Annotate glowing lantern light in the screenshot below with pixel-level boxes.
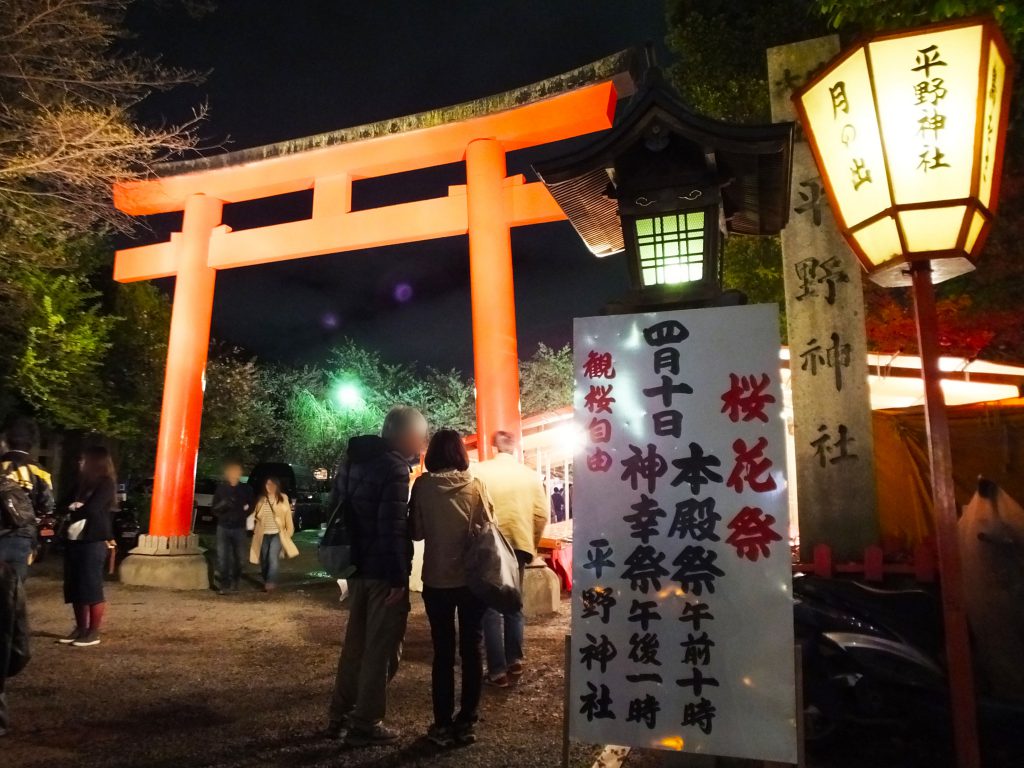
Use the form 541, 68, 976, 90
794, 17, 1013, 287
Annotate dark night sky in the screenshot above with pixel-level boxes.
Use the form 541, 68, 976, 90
126, 1, 669, 373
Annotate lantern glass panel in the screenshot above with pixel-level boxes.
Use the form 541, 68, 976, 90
798, 48, 890, 229
979, 41, 1008, 209
869, 26, 983, 206
634, 211, 706, 287
965, 209, 986, 253
898, 205, 967, 252
852, 216, 902, 265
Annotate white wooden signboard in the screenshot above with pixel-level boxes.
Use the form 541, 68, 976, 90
571, 304, 797, 763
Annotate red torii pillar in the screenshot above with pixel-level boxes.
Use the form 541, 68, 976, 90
113, 82, 618, 551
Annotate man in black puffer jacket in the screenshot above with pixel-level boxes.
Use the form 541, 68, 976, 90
325, 406, 427, 747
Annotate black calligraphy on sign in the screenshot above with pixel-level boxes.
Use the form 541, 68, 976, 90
823, 77, 873, 192
912, 44, 950, 173
793, 255, 849, 305
799, 332, 852, 392
584, 539, 615, 579
580, 682, 616, 721
620, 443, 668, 494
668, 498, 721, 542
672, 545, 725, 596
579, 633, 618, 673
670, 443, 723, 494
626, 695, 661, 730
810, 423, 858, 467
793, 177, 825, 226
581, 587, 617, 624
621, 545, 670, 594
624, 494, 666, 544
629, 599, 662, 631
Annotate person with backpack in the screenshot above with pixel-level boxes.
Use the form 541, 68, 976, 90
0, 560, 30, 737
0, 417, 54, 582
323, 406, 427, 747
409, 429, 492, 748
59, 446, 117, 648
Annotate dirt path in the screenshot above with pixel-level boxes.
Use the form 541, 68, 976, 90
4, 537, 596, 768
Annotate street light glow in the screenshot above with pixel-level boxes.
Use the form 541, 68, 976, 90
334, 381, 365, 410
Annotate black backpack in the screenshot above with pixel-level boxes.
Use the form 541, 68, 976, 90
318, 462, 356, 578
0, 467, 35, 531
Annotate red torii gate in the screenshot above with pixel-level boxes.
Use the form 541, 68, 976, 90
114, 62, 626, 541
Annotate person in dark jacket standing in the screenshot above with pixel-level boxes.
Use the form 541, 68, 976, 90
0, 560, 29, 736
212, 460, 255, 594
0, 417, 55, 581
324, 406, 427, 747
60, 446, 116, 648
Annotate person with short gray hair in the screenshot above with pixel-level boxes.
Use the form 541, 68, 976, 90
324, 405, 428, 746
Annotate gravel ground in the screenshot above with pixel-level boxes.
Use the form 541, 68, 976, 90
10, 534, 1022, 768
4, 532, 600, 768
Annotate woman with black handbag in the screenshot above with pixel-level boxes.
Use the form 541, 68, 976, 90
410, 429, 493, 748
59, 446, 116, 648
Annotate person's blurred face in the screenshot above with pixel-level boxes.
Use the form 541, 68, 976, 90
224, 464, 242, 485
395, 415, 429, 460
265, 478, 279, 496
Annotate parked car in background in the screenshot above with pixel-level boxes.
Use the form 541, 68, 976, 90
247, 462, 325, 531
193, 477, 220, 531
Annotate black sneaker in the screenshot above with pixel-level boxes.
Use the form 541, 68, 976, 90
453, 722, 477, 746
344, 724, 400, 747
426, 724, 454, 748
72, 631, 101, 647
57, 628, 83, 645
320, 719, 348, 739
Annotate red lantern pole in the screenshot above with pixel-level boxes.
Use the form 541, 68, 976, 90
909, 261, 980, 768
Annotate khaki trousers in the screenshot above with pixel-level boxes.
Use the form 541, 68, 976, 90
328, 578, 410, 729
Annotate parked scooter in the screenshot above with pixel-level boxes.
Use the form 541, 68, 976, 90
33, 510, 62, 562
794, 573, 1024, 746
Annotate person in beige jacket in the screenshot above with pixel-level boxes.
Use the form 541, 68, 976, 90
410, 429, 492, 748
471, 430, 549, 686
249, 477, 299, 592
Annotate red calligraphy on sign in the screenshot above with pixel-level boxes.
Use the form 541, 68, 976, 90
726, 437, 777, 493
720, 373, 775, 424
583, 350, 616, 379
725, 506, 782, 561
584, 385, 616, 414
587, 417, 612, 444
587, 447, 613, 473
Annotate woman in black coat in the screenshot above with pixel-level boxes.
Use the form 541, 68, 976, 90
60, 446, 116, 648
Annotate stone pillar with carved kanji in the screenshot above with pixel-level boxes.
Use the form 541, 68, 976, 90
768, 37, 879, 561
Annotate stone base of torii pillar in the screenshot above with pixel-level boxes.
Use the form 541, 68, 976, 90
119, 534, 210, 590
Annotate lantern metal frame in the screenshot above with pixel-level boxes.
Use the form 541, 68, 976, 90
793, 16, 1014, 287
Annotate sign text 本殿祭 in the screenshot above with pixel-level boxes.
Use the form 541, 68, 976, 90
571, 303, 797, 762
